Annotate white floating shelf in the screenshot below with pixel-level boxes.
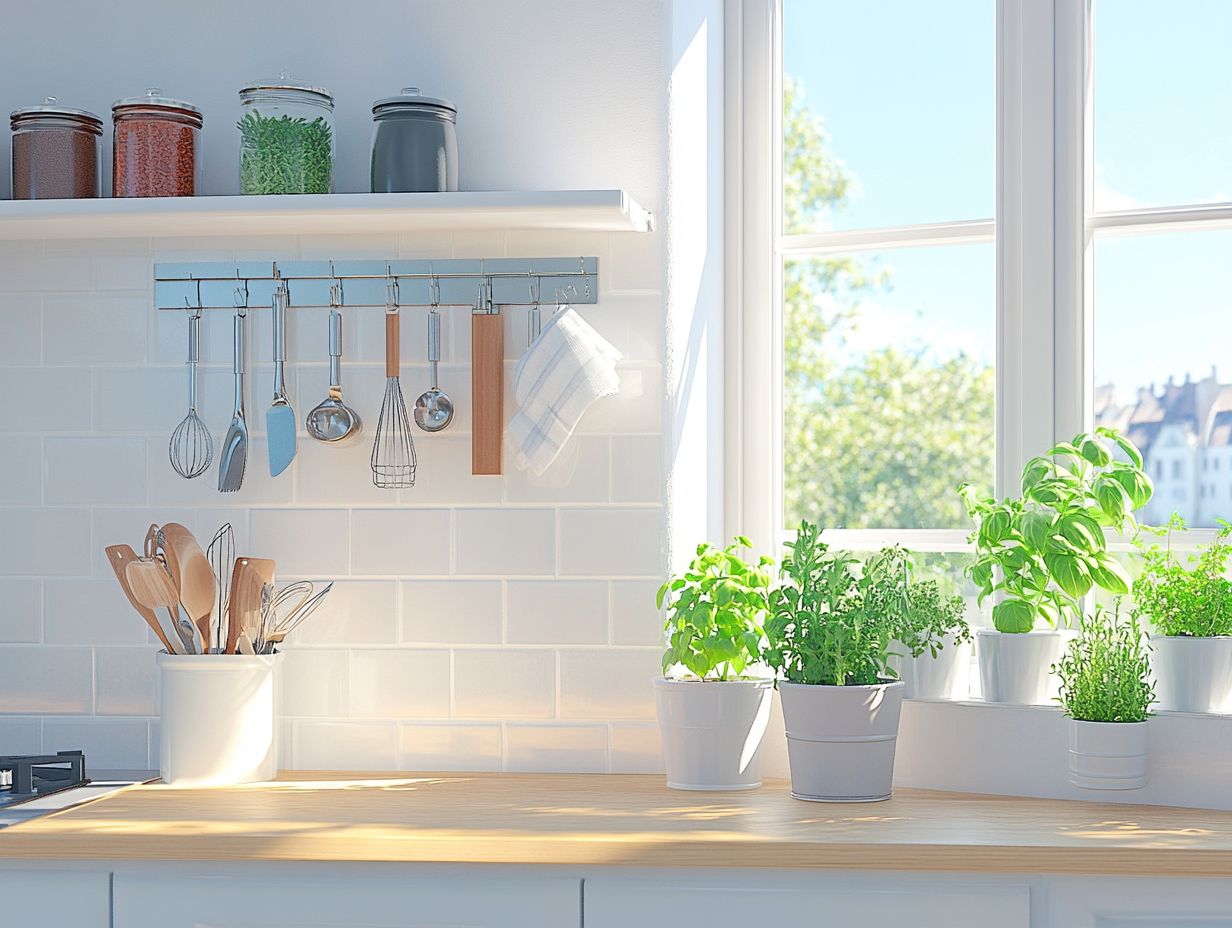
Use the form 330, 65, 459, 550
0, 189, 655, 240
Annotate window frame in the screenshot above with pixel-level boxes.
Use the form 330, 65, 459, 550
727, 0, 1232, 554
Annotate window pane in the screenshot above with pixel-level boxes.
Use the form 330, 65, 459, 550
1093, 0, 1232, 210
781, 0, 994, 233
1092, 229, 1232, 528
783, 243, 995, 530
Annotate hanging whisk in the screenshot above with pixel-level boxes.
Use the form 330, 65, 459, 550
371, 277, 417, 488
169, 303, 214, 478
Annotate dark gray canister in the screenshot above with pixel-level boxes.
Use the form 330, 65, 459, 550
370, 87, 458, 193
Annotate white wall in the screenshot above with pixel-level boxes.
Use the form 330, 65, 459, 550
0, 0, 673, 772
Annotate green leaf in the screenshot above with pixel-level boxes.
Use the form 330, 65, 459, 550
1044, 553, 1093, 598
980, 509, 1012, 546
1019, 511, 1051, 552
1079, 437, 1111, 467
1099, 426, 1145, 468
1021, 458, 1051, 494
1089, 553, 1131, 595
1111, 467, 1154, 510
993, 598, 1036, 633
1059, 513, 1103, 553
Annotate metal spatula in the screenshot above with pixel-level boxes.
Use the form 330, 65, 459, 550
218, 304, 249, 493
267, 283, 297, 476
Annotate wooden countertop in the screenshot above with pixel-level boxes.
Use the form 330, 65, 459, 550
2, 772, 1231, 876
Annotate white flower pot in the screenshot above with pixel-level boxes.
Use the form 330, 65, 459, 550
888, 634, 972, 700
976, 628, 1067, 705
158, 652, 282, 786
653, 677, 774, 790
1149, 635, 1232, 713
778, 680, 904, 803
1068, 719, 1149, 790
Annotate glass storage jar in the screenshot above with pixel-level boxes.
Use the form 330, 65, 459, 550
10, 98, 103, 199
239, 74, 335, 194
370, 87, 458, 193
112, 89, 203, 197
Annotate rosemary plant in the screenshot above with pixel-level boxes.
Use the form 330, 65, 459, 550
1055, 605, 1154, 723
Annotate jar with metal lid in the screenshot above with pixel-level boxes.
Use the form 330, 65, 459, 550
370, 87, 458, 193
239, 74, 334, 195
112, 89, 203, 197
10, 98, 103, 199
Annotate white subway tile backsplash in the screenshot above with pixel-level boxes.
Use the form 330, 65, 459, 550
411, 438, 505, 506
0, 647, 92, 713
0, 717, 42, 755
45, 437, 146, 505
455, 509, 555, 576
0, 436, 42, 505
44, 294, 147, 366
609, 230, 663, 291
45, 579, 152, 646
94, 255, 153, 291
506, 581, 607, 645
349, 649, 450, 719
351, 509, 451, 576
145, 439, 295, 507
294, 721, 397, 770
610, 579, 664, 646
44, 718, 149, 770
0, 510, 92, 576
279, 649, 349, 718
502, 437, 610, 504
505, 723, 608, 773
558, 649, 659, 720
610, 435, 663, 503
250, 509, 349, 576
95, 647, 158, 715
0, 368, 92, 431
288, 580, 397, 646
558, 508, 663, 577
401, 580, 502, 644
398, 722, 503, 772
0, 580, 41, 643
453, 650, 555, 719
294, 437, 394, 506
576, 364, 662, 434
610, 723, 663, 773
0, 294, 42, 365
0, 255, 92, 292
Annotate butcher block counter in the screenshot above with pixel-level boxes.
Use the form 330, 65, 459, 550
2, 771, 1232, 877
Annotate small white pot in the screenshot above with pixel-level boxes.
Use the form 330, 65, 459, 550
976, 629, 1067, 705
1068, 719, 1149, 790
653, 677, 774, 790
778, 680, 904, 803
1149, 635, 1232, 713
888, 634, 973, 700
158, 652, 282, 786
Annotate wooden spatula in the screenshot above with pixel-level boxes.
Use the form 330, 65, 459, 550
105, 545, 179, 654
126, 558, 197, 654
160, 523, 217, 651
227, 557, 276, 654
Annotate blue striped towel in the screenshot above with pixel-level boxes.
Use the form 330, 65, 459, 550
510, 308, 623, 475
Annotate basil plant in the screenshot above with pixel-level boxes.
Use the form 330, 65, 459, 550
959, 428, 1153, 634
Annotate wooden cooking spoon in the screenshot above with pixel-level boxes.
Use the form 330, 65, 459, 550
126, 558, 197, 655
105, 545, 178, 654
160, 523, 216, 651
226, 557, 275, 654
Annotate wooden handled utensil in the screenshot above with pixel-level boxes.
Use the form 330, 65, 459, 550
471, 309, 504, 475
105, 545, 178, 654
126, 558, 198, 655
227, 557, 276, 654
160, 523, 217, 651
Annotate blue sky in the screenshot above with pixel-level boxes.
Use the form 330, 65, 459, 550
783, 0, 1231, 400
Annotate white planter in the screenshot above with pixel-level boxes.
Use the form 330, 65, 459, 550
653, 677, 774, 790
976, 629, 1067, 705
778, 680, 904, 803
1149, 635, 1232, 713
888, 634, 973, 700
158, 652, 282, 786
1068, 719, 1149, 790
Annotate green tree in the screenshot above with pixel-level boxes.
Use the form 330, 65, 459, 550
782, 80, 995, 529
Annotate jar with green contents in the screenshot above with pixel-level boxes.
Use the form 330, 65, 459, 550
238, 74, 334, 194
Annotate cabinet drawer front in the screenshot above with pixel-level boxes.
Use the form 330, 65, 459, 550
113, 871, 580, 928
0, 870, 110, 927
585, 878, 1029, 928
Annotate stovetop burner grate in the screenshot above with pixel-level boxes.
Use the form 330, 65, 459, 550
0, 751, 89, 805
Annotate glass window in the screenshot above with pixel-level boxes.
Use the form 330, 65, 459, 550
781, 0, 994, 232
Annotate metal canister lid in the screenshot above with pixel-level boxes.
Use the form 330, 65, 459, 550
240, 72, 334, 107
112, 88, 202, 116
372, 87, 456, 116
11, 97, 104, 133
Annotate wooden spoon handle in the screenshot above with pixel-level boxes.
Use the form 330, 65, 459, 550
385, 312, 400, 378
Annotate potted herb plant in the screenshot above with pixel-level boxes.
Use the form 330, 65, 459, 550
654, 537, 775, 791
764, 522, 949, 802
959, 428, 1152, 705
887, 574, 972, 700
1055, 604, 1154, 790
1133, 516, 1232, 713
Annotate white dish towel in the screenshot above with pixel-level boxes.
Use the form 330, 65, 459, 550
510, 307, 623, 476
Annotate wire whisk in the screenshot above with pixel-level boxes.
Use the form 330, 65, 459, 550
169, 307, 214, 478
371, 279, 417, 488
206, 522, 235, 652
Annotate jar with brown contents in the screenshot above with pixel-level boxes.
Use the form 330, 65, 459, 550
10, 98, 102, 199
112, 89, 202, 197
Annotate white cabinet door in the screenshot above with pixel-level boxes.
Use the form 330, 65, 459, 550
1048, 876, 1232, 927
113, 871, 580, 928
0, 870, 110, 927
585, 876, 1029, 928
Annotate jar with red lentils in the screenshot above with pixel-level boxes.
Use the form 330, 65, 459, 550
112, 89, 202, 197
10, 98, 103, 199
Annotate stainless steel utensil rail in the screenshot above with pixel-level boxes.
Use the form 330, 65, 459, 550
155, 257, 599, 311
